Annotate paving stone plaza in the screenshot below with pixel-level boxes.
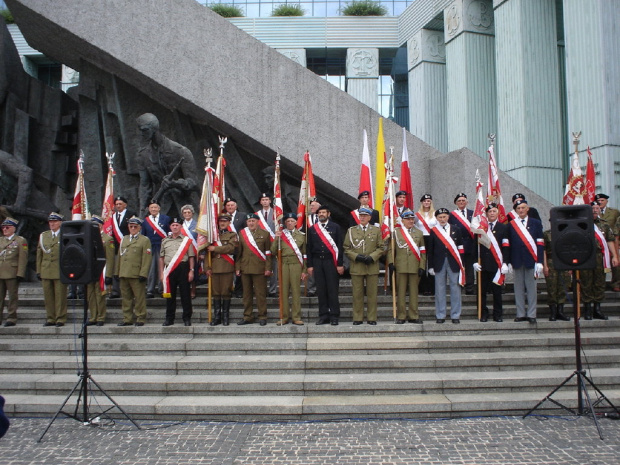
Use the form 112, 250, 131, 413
1, 415, 619, 464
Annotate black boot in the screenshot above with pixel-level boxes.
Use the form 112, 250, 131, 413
583, 302, 593, 320
210, 298, 222, 326
556, 303, 570, 321
222, 299, 231, 326
548, 304, 557, 321
593, 302, 608, 320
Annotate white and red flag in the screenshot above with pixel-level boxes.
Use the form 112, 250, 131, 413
273, 154, 284, 233
296, 151, 316, 229
102, 153, 116, 237
584, 146, 596, 205
380, 154, 398, 240
486, 144, 507, 223
214, 150, 226, 214
196, 149, 219, 251
562, 150, 586, 205
399, 128, 413, 210
71, 150, 90, 220
471, 170, 489, 236
358, 129, 374, 207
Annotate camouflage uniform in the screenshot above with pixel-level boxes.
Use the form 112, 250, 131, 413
581, 218, 614, 319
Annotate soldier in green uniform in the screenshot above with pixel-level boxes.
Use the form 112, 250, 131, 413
115, 217, 152, 326
542, 229, 571, 321
37, 212, 67, 327
271, 212, 307, 325
596, 193, 620, 291
387, 210, 426, 324
344, 207, 386, 325
0, 218, 28, 327
236, 213, 272, 326
160, 217, 195, 326
205, 213, 238, 326
85, 215, 116, 326
581, 202, 618, 320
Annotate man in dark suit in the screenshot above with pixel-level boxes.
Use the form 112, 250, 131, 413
449, 193, 475, 295
508, 193, 541, 222
349, 190, 380, 228
428, 208, 465, 324
473, 204, 510, 322
509, 199, 544, 323
142, 200, 171, 298
110, 196, 136, 298
307, 205, 344, 325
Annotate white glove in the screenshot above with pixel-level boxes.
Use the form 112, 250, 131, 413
507, 264, 513, 273
473, 263, 482, 273
534, 263, 544, 278
501, 263, 509, 275
428, 268, 435, 276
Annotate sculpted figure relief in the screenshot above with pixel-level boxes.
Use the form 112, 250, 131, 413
136, 113, 199, 216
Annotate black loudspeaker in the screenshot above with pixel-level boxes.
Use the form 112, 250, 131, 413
59, 220, 106, 284
550, 205, 596, 270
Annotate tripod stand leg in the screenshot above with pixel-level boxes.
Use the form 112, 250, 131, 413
577, 373, 605, 440
581, 373, 620, 414
522, 371, 578, 418
88, 375, 141, 430
37, 376, 83, 442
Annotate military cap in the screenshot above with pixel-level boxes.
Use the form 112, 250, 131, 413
486, 203, 498, 212
357, 190, 371, 199
114, 196, 128, 204
91, 215, 104, 225
258, 193, 271, 202
512, 193, 526, 202
420, 194, 432, 202
435, 208, 450, 217
170, 217, 182, 225
1, 217, 18, 227
283, 212, 297, 221
246, 213, 260, 220
148, 199, 160, 206
514, 199, 528, 208
591, 201, 600, 207
309, 196, 319, 203
595, 193, 609, 200
453, 193, 467, 203
224, 197, 237, 204
127, 216, 143, 225
395, 191, 407, 197
48, 212, 64, 221
358, 207, 372, 216
400, 209, 415, 219
218, 213, 232, 221
317, 205, 330, 213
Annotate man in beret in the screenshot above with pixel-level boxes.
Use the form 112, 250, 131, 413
110, 196, 136, 298
115, 217, 152, 326
85, 216, 116, 326
449, 193, 476, 295
256, 193, 278, 297
0, 218, 28, 326
142, 200, 171, 298
160, 217, 195, 326
236, 212, 272, 325
596, 193, 620, 291
508, 193, 541, 222
349, 191, 380, 228
344, 207, 386, 325
37, 213, 68, 327
224, 197, 246, 298
307, 205, 344, 325
272, 212, 307, 325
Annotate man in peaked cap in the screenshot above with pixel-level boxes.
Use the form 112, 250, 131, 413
0, 217, 28, 327
37, 212, 67, 327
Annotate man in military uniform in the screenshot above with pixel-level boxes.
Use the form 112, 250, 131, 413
596, 193, 620, 291
542, 228, 571, 321
348, 191, 380, 228
344, 207, 386, 325
37, 212, 67, 327
205, 214, 238, 326
85, 216, 116, 326
160, 217, 195, 326
272, 212, 307, 325
0, 218, 28, 326
236, 213, 272, 325
581, 202, 618, 320
115, 217, 152, 326
388, 210, 425, 324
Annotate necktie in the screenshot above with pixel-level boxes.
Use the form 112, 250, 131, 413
130, 235, 134, 242
443, 225, 447, 232
117, 213, 121, 223
462, 210, 466, 217
521, 219, 525, 225
490, 222, 494, 230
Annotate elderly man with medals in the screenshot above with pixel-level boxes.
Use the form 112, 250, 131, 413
37, 212, 68, 327
388, 209, 426, 324
344, 207, 386, 325
272, 212, 307, 325
0, 217, 28, 327
205, 213, 238, 326
115, 216, 152, 326
160, 217, 195, 326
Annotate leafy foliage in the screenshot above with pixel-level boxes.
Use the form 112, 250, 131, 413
1, 8, 15, 24
209, 3, 244, 18
271, 4, 305, 17
341, 0, 388, 16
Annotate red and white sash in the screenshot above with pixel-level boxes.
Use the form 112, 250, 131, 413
594, 224, 612, 271
350, 210, 360, 225
145, 216, 167, 239
486, 228, 505, 285
280, 230, 304, 266
510, 218, 538, 262
256, 210, 275, 241
314, 222, 339, 267
451, 210, 474, 238
162, 236, 192, 298
240, 227, 267, 261
415, 212, 432, 235
508, 210, 517, 221
181, 222, 198, 255
227, 213, 238, 233
400, 228, 423, 261
213, 239, 235, 266
432, 225, 465, 286
112, 213, 124, 243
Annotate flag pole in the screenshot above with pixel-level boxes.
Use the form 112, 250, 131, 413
206, 148, 214, 325
304, 153, 310, 298
388, 149, 397, 320
275, 150, 284, 324
572, 131, 582, 320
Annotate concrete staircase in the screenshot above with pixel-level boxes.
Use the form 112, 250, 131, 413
2, 283, 620, 421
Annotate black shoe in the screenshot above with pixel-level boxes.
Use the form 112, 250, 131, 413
396, 319, 405, 324
135, 322, 144, 326
353, 321, 363, 325
146, 293, 154, 299
528, 318, 537, 324
237, 319, 253, 325
85, 321, 97, 326
367, 321, 377, 325
43, 322, 55, 327
480, 318, 488, 322
409, 319, 423, 324
109, 293, 120, 299
96, 322, 104, 327
452, 319, 460, 324
259, 320, 267, 326
436, 319, 445, 324
117, 322, 133, 326
493, 318, 503, 322
514, 317, 527, 322
315, 320, 329, 325
162, 321, 174, 326
331, 320, 339, 326
465, 291, 475, 296
3, 321, 15, 327
268, 293, 277, 298
56, 323, 64, 327
307, 292, 316, 297
184, 320, 192, 326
